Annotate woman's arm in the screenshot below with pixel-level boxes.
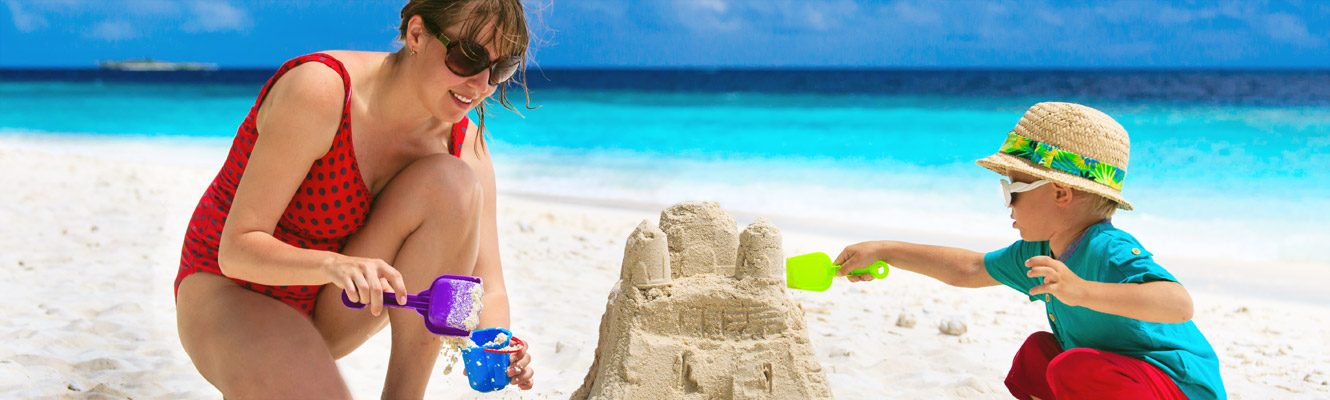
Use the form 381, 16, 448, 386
217, 63, 406, 311
460, 122, 535, 389
460, 123, 510, 329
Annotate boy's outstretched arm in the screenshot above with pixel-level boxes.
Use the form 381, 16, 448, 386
835, 241, 1000, 288
1025, 256, 1194, 323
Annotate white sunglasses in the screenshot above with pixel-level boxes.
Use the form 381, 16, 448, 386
1000, 179, 1050, 207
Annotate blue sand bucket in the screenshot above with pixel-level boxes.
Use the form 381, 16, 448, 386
460, 327, 524, 392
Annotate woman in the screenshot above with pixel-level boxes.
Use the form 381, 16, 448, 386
173, 0, 535, 397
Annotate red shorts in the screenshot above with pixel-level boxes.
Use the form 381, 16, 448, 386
1005, 331, 1188, 400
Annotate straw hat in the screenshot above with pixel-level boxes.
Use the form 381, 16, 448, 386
976, 102, 1134, 210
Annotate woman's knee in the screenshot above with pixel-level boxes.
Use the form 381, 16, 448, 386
391, 154, 483, 210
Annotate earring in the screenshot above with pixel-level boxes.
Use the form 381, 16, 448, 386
410, 47, 417, 56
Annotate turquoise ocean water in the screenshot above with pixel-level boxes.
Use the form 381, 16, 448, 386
2, 71, 1328, 265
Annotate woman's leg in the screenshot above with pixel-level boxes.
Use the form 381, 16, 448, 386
312, 154, 483, 397
176, 272, 352, 399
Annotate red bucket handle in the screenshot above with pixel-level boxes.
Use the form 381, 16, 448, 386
483, 336, 524, 354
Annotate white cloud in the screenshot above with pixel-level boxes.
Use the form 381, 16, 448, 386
793, 1, 857, 31
886, 0, 942, 26
673, 0, 742, 32
7, 0, 244, 35
802, 7, 831, 31
182, 0, 250, 33
86, 19, 136, 41
5, 0, 49, 32
1091, 2, 1324, 47
1258, 12, 1323, 47
1091, 2, 1246, 25
1034, 9, 1063, 27
1142, 4, 1242, 25
127, 0, 183, 17
667, 0, 860, 33
688, 0, 729, 14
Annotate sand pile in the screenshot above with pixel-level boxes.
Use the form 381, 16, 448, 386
572, 202, 832, 399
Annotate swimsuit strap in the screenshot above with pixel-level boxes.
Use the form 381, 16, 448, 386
450, 116, 468, 157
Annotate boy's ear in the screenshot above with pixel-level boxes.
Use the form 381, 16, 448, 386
1052, 182, 1075, 206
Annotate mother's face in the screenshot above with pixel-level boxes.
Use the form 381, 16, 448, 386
404, 15, 505, 124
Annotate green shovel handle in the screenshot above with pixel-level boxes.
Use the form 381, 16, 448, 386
847, 260, 890, 279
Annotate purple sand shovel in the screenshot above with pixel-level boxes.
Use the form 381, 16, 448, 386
341, 274, 483, 337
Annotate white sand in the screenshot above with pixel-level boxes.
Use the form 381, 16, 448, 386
2, 135, 1328, 399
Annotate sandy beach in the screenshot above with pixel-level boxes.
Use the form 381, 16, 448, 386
2, 135, 1327, 399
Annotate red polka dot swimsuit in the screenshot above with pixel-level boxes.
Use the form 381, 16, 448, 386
175, 53, 468, 318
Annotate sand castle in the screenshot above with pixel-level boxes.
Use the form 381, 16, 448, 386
573, 202, 832, 400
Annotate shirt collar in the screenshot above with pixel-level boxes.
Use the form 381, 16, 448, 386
1056, 219, 1112, 262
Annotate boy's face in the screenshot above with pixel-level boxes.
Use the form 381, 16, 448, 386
1006, 171, 1059, 241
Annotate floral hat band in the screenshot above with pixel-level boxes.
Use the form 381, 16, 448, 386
998, 131, 1126, 191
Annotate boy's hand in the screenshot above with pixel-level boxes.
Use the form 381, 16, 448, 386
835, 241, 886, 282
1025, 256, 1087, 306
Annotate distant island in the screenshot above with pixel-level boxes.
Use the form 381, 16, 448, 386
98, 58, 218, 71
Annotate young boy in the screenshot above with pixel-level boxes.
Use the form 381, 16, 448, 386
834, 102, 1224, 399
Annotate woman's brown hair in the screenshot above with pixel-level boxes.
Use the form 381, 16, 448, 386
397, 0, 535, 152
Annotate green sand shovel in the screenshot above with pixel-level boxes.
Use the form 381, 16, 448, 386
786, 252, 889, 292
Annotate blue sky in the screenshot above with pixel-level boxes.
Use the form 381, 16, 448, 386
2, 0, 1327, 68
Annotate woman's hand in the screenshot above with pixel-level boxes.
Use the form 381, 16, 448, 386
323, 255, 408, 316
507, 340, 534, 390
834, 241, 889, 282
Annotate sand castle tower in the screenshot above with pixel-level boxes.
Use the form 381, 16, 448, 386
622, 220, 672, 288
659, 202, 740, 277
573, 202, 832, 400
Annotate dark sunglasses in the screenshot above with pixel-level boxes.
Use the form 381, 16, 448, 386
433, 31, 521, 86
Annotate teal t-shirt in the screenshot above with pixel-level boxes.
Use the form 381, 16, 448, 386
984, 221, 1225, 400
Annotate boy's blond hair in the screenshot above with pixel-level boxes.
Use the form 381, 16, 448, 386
1077, 190, 1119, 219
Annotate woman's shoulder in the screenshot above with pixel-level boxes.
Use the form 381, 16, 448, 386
255, 57, 357, 149
264, 62, 346, 119
312, 51, 390, 81
314, 50, 387, 66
